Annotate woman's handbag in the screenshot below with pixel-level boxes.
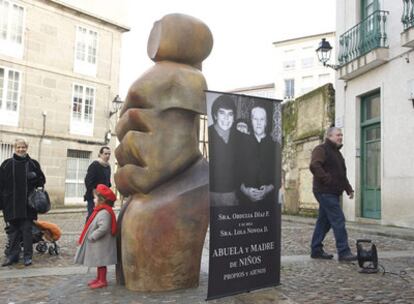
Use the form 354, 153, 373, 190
28, 187, 51, 214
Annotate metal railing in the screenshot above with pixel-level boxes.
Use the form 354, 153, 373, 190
402, 0, 414, 30
338, 10, 389, 66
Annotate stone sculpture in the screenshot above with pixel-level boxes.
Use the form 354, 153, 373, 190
114, 13, 213, 292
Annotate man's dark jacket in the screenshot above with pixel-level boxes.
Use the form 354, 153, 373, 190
84, 160, 111, 201
208, 125, 238, 193
0, 154, 46, 221
237, 133, 279, 205
309, 139, 353, 196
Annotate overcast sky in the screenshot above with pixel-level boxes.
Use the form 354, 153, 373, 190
119, 0, 336, 98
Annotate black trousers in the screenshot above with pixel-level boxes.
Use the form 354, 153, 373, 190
7, 219, 33, 259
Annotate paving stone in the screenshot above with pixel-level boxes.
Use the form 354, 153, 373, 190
1, 212, 414, 303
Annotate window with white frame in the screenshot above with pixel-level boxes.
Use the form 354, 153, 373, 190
0, 0, 24, 58
301, 57, 314, 69
318, 73, 331, 85
0, 66, 20, 126
70, 84, 95, 136
64, 149, 91, 204
283, 60, 295, 71
301, 75, 314, 94
284, 79, 295, 99
0, 142, 13, 163
199, 115, 208, 159
74, 26, 98, 76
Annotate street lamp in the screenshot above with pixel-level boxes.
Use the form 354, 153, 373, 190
109, 95, 124, 117
316, 38, 339, 70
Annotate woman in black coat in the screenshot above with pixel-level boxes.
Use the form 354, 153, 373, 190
0, 138, 45, 266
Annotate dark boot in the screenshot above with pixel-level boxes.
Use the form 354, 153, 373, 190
311, 251, 334, 259
338, 253, 357, 262
23, 256, 32, 266
2, 256, 19, 267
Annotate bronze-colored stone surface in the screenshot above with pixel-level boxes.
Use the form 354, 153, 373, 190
115, 13, 213, 292
118, 62, 207, 117
147, 13, 213, 66
121, 159, 209, 291
115, 62, 207, 196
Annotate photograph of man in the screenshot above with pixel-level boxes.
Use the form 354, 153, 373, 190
238, 104, 277, 205
208, 94, 239, 207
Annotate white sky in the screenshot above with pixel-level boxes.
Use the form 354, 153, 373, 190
117, 0, 336, 98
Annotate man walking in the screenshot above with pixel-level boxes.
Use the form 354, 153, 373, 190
84, 147, 112, 220
309, 127, 356, 261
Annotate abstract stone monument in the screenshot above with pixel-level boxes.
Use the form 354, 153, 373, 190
114, 13, 213, 292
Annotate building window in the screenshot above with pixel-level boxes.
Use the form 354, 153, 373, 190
64, 150, 91, 204
318, 73, 331, 85
301, 57, 314, 69
301, 76, 314, 94
283, 60, 295, 71
0, 142, 13, 163
0, 0, 24, 58
70, 84, 95, 136
199, 115, 208, 159
284, 79, 295, 99
74, 26, 98, 76
0, 66, 20, 126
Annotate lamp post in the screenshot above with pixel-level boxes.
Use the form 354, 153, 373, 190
109, 95, 124, 117
106, 94, 124, 205
106, 95, 124, 143
316, 38, 339, 70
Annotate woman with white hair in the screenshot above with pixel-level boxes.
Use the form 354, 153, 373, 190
0, 138, 45, 267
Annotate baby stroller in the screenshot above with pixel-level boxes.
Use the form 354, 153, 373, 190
4, 220, 61, 256
33, 220, 61, 255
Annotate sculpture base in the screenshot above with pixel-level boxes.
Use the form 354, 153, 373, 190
117, 158, 209, 292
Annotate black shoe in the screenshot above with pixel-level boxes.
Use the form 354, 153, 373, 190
2, 256, 18, 267
338, 253, 357, 262
311, 251, 334, 260
23, 257, 32, 266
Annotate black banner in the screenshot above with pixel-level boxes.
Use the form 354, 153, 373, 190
206, 91, 282, 300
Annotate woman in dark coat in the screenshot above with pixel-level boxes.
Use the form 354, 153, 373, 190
0, 138, 45, 266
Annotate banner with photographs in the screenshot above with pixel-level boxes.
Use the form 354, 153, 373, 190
206, 91, 282, 300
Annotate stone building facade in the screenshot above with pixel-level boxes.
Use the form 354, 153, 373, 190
335, 0, 414, 228
282, 83, 335, 214
273, 32, 336, 101
0, 0, 129, 205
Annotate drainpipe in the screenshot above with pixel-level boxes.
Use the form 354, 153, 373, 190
38, 111, 47, 163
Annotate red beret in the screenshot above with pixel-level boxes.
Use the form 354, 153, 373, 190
96, 184, 116, 202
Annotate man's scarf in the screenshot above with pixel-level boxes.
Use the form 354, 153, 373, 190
78, 205, 116, 245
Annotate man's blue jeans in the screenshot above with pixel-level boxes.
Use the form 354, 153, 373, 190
311, 193, 351, 257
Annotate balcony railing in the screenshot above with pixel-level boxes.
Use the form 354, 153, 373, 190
338, 10, 389, 66
402, 0, 414, 30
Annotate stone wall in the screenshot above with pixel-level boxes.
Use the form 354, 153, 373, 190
282, 83, 335, 214
0, 0, 126, 206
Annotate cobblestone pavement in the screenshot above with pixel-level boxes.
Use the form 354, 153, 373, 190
0, 212, 413, 303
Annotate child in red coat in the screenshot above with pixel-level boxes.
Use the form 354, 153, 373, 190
74, 184, 117, 289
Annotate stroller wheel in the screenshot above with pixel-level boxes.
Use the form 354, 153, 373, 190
48, 244, 60, 256
36, 242, 48, 253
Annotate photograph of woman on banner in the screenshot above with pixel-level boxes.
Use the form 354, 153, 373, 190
237, 103, 276, 205
208, 94, 240, 207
